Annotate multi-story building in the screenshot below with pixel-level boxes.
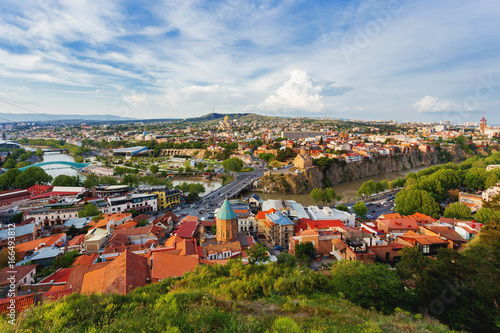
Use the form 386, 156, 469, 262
136, 186, 181, 210
262, 213, 294, 248
26, 207, 82, 227
482, 182, 500, 202
105, 193, 157, 214
307, 206, 356, 227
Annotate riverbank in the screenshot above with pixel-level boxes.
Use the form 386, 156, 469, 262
257, 148, 470, 195
247, 158, 465, 205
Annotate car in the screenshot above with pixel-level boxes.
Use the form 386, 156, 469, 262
366, 215, 374, 219
274, 245, 283, 251
371, 210, 376, 213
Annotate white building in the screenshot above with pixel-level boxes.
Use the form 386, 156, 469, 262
105, 193, 158, 214
306, 206, 356, 227
482, 182, 500, 202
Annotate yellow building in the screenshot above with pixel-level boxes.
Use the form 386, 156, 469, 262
293, 153, 313, 170
154, 190, 182, 210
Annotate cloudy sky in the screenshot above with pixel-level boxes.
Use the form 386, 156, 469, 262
0, 0, 499, 123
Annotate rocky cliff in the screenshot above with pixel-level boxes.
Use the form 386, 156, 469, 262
258, 148, 470, 194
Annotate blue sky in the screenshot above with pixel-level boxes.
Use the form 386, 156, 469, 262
0, 0, 499, 124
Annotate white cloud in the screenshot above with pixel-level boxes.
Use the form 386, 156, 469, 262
412, 95, 480, 113
258, 70, 324, 111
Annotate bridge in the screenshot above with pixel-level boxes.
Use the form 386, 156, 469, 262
18, 161, 91, 171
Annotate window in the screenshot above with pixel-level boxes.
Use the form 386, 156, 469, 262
423, 245, 430, 254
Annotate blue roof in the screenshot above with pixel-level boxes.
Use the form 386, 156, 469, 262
267, 213, 293, 226
63, 216, 94, 229
216, 199, 236, 220
0, 223, 36, 240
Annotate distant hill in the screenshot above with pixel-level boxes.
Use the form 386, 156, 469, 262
0, 112, 135, 123
178, 112, 272, 124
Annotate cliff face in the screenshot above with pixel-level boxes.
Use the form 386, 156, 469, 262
258, 149, 469, 194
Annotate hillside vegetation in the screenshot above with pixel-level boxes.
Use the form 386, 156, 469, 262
1, 261, 455, 333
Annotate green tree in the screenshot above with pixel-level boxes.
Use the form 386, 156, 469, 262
3, 158, 17, 169
356, 180, 379, 197
330, 261, 407, 314
36, 148, 44, 158
222, 157, 244, 172
294, 241, 316, 262
473, 207, 495, 224
136, 219, 148, 227
126, 209, 140, 218
0, 168, 21, 189
52, 175, 80, 186
443, 202, 472, 220
10, 212, 24, 224
310, 188, 324, 204
74, 156, 84, 163
121, 174, 140, 187
394, 189, 440, 218
246, 243, 269, 264
100, 176, 118, 185
0, 248, 21, 268
83, 174, 100, 188
353, 201, 368, 217
13, 172, 36, 189
324, 188, 341, 203
150, 164, 159, 176
335, 204, 349, 212
78, 204, 100, 218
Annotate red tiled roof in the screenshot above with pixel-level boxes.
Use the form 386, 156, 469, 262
257, 208, 276, 220
182, 215, 199, 223
0, 264, 37, 287
72, 253, 98, 267
114, 221, 138, 229
176, 221, 199, 239
68, 234, 85, 247
43, 288, 73, 301
149, 252, 201, 280
0, 294, 35, 315
38, 268, 72, 284
133, 214, 150, 223
15, 233, 65, 253
81, 250, 150, 295
64, 262, 110, 293
378, 218, 420, 230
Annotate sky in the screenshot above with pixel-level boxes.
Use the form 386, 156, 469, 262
0, 0, 499, 124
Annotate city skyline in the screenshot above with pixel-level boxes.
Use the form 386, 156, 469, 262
0, 0, 499, 123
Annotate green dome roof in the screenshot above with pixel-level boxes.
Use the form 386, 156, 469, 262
216, 199, 236, 220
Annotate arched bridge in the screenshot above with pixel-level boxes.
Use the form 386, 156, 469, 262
19, 161, 91, 171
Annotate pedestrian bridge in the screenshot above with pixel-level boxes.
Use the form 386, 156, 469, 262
19, 161, 91, 171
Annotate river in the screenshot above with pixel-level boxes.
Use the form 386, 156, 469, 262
38, 152, 86, 180
242, 162, 458, 206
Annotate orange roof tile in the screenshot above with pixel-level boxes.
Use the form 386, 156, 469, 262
68, 234, 85, 247
15, 233, 66, 253
0, 294, 35, 315
150, 252, 200, 280
81, 250, 150, 295
72, 253, 98, 267
114, 221, 138, 229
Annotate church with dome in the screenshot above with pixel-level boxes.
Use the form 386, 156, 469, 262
219, 115, 232, 131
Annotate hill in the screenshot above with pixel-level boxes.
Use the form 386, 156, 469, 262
0, 112, 135, 123
1, 261, 453, 333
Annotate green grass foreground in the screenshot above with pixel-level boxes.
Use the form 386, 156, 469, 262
1, 261, 455, 333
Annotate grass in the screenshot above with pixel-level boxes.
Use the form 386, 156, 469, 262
0, 262, 457, 333
240, 167, 255, 172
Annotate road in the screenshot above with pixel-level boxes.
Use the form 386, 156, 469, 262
335, 190, 400, 219
174, 165, 265, 219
